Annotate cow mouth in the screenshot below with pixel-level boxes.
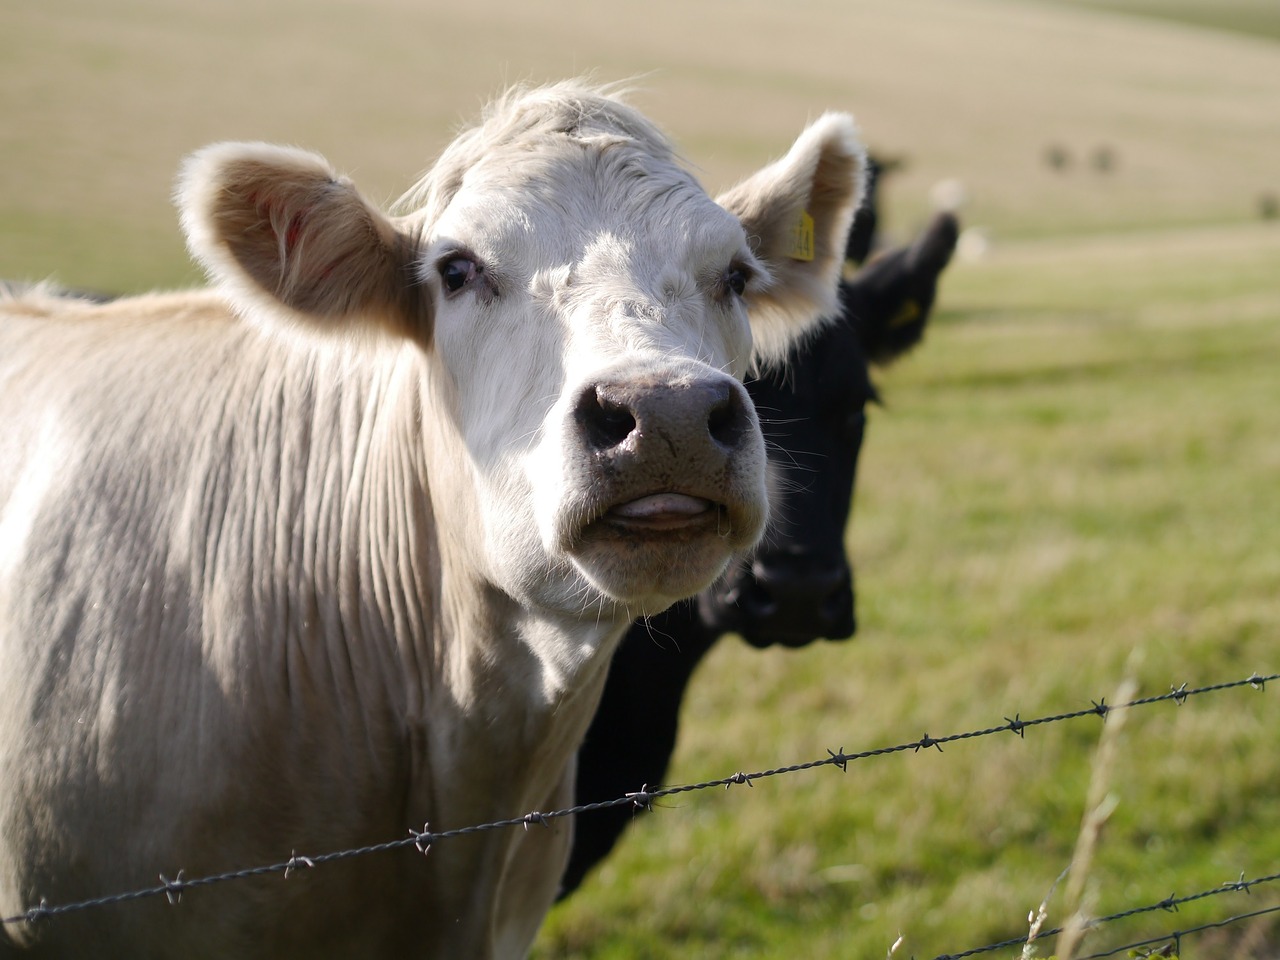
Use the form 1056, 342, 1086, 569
560, 488, 761, 606
582, 493, 727, 539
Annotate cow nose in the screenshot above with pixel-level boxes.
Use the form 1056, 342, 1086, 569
737, 557, 855, 646
574, 377, 753, 457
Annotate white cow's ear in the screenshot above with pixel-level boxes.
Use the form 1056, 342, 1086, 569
716, 113, 866, 364
177, 142, 431, 342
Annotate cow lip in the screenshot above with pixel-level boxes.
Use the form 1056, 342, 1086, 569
611, 492, 712, 519
590, 493, 722, 535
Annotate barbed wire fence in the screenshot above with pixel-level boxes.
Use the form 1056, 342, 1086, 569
2, 671, 1276, 958
929, 870, 1280, 960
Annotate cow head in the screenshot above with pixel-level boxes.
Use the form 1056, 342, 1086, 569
176, 83, 866, 621
699, 210, 959, 647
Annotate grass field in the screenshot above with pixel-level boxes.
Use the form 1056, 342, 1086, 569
3, 0, 1279, 957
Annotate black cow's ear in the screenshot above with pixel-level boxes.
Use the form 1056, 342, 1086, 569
909, 211, 960, 276
849, 211, 959, 366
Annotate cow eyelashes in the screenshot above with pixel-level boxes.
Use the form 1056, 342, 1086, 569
436, 254, 748, 300
720, 263, 753, 299
437, 254, 483, 296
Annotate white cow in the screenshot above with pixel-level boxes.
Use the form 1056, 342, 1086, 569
0, 81, 864, 959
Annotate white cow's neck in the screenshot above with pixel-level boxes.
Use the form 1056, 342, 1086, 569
270, 339, 626, 814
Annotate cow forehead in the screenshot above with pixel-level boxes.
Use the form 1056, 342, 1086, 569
425, 138, 750, 278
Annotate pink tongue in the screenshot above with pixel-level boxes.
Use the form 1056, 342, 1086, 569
612, 493, 711, 519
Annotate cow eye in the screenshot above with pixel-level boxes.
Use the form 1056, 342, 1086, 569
723, 265, 751, 298
439, 256, 480, 295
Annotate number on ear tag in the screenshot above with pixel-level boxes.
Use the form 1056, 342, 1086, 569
788, 210, 815, 262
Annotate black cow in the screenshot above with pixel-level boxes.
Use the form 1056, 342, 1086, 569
560, 210, 959, 897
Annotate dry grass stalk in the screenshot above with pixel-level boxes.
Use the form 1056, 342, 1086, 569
1021, 867, 1069, 960
1054, 672, 1140, 960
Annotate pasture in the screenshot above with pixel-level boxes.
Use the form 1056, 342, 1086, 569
3, 0, 1278, 957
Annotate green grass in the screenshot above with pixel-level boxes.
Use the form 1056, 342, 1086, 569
3, 0, 1280, 956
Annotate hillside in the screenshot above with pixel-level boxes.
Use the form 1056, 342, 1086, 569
3, 0, 1279, 290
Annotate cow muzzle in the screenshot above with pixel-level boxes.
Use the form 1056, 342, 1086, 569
699, 550, 857, 648
550, 368, 769, 606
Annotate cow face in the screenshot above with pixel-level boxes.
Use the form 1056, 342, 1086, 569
416, 136, 772, 615
177, 84, 865, 619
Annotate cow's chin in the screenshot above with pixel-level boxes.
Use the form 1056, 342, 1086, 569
568, 507, 742, 611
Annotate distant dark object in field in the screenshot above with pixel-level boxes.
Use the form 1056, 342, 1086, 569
1259, 193, 1279, 220
1045, 143, 1122, 175
561, 209, 961, 899
845, 153, 907, 265
1044, 143, 1072, 172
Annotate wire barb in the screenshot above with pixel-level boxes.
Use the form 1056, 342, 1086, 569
283, 852, 315, 879
22, 900, 50, 925
627, 786, 654, 811
409, 824, 432, 856
159, 871, 185, 906
1225, 872, 1251, 894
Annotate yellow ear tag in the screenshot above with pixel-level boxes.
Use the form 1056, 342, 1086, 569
788, 209, 815, 262
889, 299, 922, 328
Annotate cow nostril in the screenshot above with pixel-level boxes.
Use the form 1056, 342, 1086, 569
575, 385, 638, 451
707, 386, 750, 450
575, 375, 751, 457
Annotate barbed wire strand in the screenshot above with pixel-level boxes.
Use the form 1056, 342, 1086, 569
929, 871, 1280, 959
2, 672, 1274, 928
1073, 901, 1280, 960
